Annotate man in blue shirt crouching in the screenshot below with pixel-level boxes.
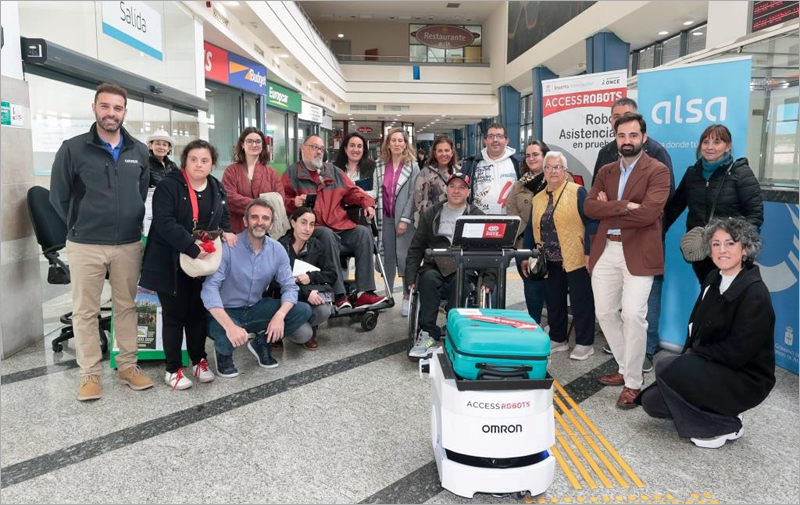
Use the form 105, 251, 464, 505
202, 198, 312, 377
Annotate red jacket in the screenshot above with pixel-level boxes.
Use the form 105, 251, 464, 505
222, 162, 284, 233
282, 161, 375, 231
584, 152, 671, 276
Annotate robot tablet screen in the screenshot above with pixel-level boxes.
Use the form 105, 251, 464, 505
452, 215, 520, 250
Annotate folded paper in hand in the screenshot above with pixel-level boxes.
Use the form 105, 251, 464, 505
293, 259, 320, 276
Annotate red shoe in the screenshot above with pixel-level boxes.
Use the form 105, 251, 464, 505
354, 292, 388, 308
303, 337, 319, 351
334, 297, 352, 311
616, 387, 641, 409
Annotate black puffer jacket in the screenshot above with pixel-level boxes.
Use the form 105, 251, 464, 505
139, 170, 231, 295
665, 157, 763, 232
148, 151, 179, 187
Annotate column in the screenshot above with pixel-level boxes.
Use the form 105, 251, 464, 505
497, 85, 521, 152
585, 32, 630, 74
531, 66, 558, 142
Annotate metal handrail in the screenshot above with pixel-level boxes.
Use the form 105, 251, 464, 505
335, 54, 490, 65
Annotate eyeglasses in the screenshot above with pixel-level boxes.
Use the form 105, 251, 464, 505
485, 134, 506, 140
303, 144, 325, 153
525, 153, 542, 159
244, 139, 263, 146
544, 165, 566, 172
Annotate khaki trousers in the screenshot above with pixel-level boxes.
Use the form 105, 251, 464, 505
66, 240, 143, 375
590, 240, 653, 390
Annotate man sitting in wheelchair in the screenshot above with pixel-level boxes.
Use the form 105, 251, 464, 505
282, 135, 388, 311
405, 173, 495, 358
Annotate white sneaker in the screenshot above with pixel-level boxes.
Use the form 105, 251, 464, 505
550, 340, 569, 353
691, 427, 744, 449
192, 358, 215, 383
569, 344, 595, 361
409, 330, 437, 358
401, 298, 410, 317
164, 368, 193, 391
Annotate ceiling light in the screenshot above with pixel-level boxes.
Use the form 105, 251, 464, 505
693, 31, 704, 36
337, 34, 344, 38
658, 30, 669, 36
225, 1, 240, 6
309, 81, 318, 84
683, 20, 694, 26
279, 54, 290, 58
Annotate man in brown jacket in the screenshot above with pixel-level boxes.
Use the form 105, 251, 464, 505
584, 112, 671, 409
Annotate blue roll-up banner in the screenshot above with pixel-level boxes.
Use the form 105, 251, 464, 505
758, 202, 799, 374
637, 57, 753, 350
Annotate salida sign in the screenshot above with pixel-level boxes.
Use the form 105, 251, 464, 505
411, 25, 479, 49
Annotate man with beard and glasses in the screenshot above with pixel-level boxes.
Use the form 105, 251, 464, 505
201, 199, 312, 377
282, 135, 387, 311
50, 82, 153, 401
584, 112, 671, 410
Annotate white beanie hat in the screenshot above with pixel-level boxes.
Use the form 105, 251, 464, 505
147, 128, 174, 146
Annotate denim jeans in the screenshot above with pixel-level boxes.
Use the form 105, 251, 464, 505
646, 275, 663, 355
208, 298, 312, 356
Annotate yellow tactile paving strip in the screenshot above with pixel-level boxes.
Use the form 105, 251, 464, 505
527, 492, 720, 504
551, 381, 645, 491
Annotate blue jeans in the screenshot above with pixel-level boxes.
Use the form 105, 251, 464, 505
516, 260, 545, 323
208, 298, 312, 356
646, 275, 663, 355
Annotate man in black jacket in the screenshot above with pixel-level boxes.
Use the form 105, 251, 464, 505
405, 173, 494, 358
49, 83, 153, 401
592, 98, 675, 372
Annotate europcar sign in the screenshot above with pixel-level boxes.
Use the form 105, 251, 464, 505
412, 25, 479, 49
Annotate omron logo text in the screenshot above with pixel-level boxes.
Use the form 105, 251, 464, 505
482, 424, 523, 434
651, 95, 727, 125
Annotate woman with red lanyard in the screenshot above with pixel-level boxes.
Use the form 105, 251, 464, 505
373, 128, 419, 312
222, 127, 285, 233
140, 140, 236, 390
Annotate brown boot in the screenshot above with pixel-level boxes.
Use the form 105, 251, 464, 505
78, 374, 102, 401
117, 365, 154, 391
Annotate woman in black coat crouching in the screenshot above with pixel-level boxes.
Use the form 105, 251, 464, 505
140, 139, 235, 390
636, 217, 775, 449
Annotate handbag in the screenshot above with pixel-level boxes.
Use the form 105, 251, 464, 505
527, 184, 566, 281
178, 170, 223, 278
680, 164, 732, 262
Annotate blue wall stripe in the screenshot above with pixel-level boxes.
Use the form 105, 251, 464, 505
101, 23, 163, 61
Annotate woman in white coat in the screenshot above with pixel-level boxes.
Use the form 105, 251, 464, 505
374, 128, 419, 315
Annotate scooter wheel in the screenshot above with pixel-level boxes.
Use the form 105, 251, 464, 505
361, 311, 378, 331
52, 343, 63, 353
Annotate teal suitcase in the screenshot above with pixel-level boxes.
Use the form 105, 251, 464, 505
445, 309, 550, 380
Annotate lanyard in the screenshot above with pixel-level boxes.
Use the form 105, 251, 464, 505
181, 169, 199, 231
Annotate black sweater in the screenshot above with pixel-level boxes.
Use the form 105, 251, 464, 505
139, 170, 231, 295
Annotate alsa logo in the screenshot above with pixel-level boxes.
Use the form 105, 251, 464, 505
269, 87, 289, 105
651, 95, 727, 125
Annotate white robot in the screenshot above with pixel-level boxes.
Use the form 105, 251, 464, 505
426, 348, 556, 499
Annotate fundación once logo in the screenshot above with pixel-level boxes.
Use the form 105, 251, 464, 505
650, 95, 727, 125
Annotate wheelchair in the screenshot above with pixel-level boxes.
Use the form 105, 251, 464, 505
406, 267, 490, 360
329, 205, 394, 331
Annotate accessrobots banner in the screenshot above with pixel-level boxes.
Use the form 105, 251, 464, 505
541, 70, 627, 185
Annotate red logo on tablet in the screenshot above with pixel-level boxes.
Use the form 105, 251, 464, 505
482, 224, 507, 239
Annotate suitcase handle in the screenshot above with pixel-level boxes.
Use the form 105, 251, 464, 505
476, 363, 532, 380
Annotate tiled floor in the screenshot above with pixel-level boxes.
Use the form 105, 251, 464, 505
1, 275, 797, 504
